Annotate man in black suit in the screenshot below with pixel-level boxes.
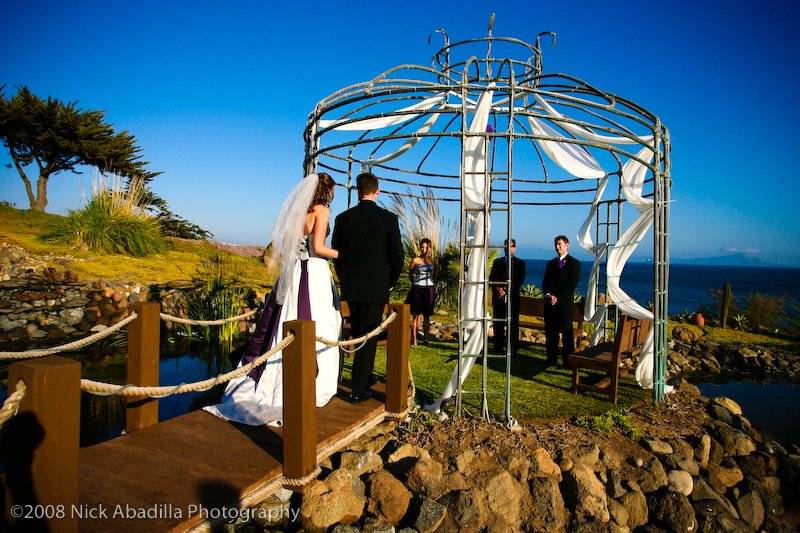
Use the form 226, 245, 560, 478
489, 239, 526, 355
542, 235, 581, 365
332, 172, 403, 403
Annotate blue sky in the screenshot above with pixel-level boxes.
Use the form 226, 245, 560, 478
2, 0, 799, 264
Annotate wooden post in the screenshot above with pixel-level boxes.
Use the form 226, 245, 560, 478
126, 301, 161, 432
5, 357, 80, 533
386, 303, 410, 414
281, 319, 317, 481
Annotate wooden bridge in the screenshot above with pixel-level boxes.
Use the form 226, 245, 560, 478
2, 302, 411, 532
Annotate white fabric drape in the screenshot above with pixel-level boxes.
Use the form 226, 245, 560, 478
534, 95, 654, 146
426, 86, 494, 412
526, 116, 606, 179
319, 94, 444, 131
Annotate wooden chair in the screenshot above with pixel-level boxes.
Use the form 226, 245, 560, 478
565, 313, 652, 405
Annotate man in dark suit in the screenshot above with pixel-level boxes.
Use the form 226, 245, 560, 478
542, 234, 581, 365
489, 239, 526, 355
332, 172, 403, 403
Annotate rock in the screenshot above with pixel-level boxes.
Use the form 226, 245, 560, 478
405, 456, 444, 497
414, 497, 447, 533
711, 421, 756, 457
735, 489, 764, 530
367, 470, 411, 524
690, 477, 739, 518
572, 443, 600, 467
736, 453, 766, 480
507, 454, 531, 484
708, 404, 733, 425
643, 439, 673, 455
672, 326, 699, 343
454, 449, 475, 473
648, 490, 697, 533
607, 498, 629, 527
476, 468, 522, 528
713, 396, 743, 416
300, 470, 365, 532
618, 489, 648, 529
708, 438, 725, 466
559, 457, 574, 472
667, 470, 694, 496
362, 519, 395, 533
563, 464, 610, 523
707, 464, 743, 493
251, 494, 290, 528
331, 526, 360, 533
606, 470, 627, 498
340, 450, 384, 476
449, 489, 488, 531
528, 476, 567, 532
529, 447, 561, 479
631, 456, 668, 493
693, 499, 751, 533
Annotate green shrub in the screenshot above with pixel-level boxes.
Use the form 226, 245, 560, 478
43, 177, 163, 256
574, 408, 640, 439
743, 292, 784, 331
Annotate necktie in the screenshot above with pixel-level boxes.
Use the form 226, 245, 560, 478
558, 257, 566, 268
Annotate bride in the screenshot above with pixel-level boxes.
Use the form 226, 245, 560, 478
204, 173, 342, 426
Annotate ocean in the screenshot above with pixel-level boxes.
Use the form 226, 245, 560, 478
522, 260, 800, 315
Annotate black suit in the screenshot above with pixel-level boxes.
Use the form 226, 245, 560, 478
542, 254, 581, 363
489, 255, 526, 355
332, 199, 403, 396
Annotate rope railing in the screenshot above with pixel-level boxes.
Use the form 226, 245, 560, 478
318, 311, 398, 351
81, 333, 296, 398
159, 309, 258, 326
0, 312, 139, 360
0, 380, 26, 429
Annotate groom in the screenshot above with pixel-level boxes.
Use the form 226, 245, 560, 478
332, 172, 404, 403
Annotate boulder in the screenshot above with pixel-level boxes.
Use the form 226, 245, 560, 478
631, 456, 668, 493
449, 489, 489, 532
340, 450, 384, 476
300, 470, 366, 532
563, 464, 610, 523
529, 447, 561, 479
367, 470, 411, 525
476, 468, 522, 529
571, 443, 601, 468
250, 494, 290, 529
648, 490, 697, 533
405, 456, 444, 497
618, 489, 648, 529
735, 489, 764, 530
607, 498, 629, 527
711, 421, 756, 457
707, 464, 743, 493
413, 497, 447, 533
693, 499, 751, 533
606, 470, 627, 498
711, 397, 742, 416
690, 476, 740, 518
527, 476, 567, 532
667, 470, 694, 496
643, 439, 673, 455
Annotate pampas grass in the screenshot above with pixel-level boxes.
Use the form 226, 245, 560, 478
43, 174, 164, 256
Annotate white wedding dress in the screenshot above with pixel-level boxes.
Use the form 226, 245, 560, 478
204, 237, 341, 426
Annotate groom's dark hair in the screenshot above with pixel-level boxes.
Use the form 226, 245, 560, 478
356, 172, 379, 197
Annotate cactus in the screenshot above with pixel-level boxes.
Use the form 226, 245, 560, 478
721, 282, 732, 329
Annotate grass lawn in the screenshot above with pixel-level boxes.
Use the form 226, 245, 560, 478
344, 340, 648, 422
0, 205, 271, 288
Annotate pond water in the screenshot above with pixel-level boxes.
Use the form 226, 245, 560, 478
1, 343, 230, 447
697, 380, 800, 448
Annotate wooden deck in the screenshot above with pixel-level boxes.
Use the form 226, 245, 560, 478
78, 383, 387, 532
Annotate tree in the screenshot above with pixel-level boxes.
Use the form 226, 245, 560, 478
0, 86, 156, 211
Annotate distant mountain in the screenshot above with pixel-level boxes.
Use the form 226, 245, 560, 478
672, 253, 777, 267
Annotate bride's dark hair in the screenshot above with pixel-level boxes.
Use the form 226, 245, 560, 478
309, 172, 335, 211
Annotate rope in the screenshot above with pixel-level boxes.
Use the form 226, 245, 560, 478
159, 309, 258, 326
80, 333, 295, 398
317, 311, 398, 351
282, 465, 323, 487
0, 312, 139, 360
0, 380, 26, 429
